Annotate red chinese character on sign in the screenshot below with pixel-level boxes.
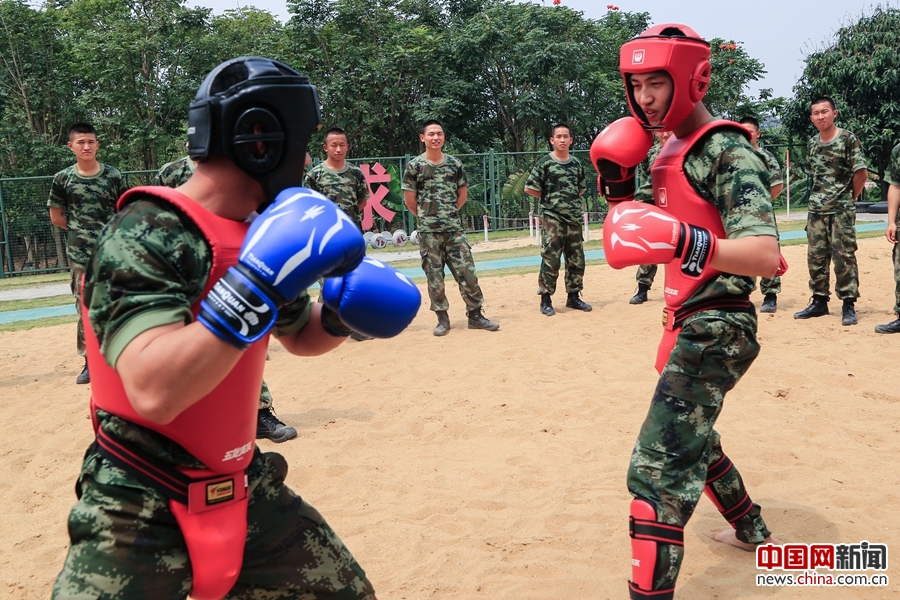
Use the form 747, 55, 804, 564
810, 545, 835, 569
360, 162, 396, 231
783, 544, 809, 570
757, 544, 783, 570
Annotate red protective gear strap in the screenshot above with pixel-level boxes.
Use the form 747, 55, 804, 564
776, 253, 788, 276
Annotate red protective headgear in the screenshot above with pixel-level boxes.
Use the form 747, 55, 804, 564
619, 24, 711, 131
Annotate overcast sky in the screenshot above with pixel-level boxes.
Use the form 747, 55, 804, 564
197, 0, 895, 99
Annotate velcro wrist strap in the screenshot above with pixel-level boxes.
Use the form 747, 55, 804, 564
320, 305, 352, 337
679, 223, 714, 277
198, 266, 279, 349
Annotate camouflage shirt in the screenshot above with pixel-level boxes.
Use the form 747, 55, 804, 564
806, 128, 867, 213
47, 163, 129, 266
152, 156, 195, 188
756, 147, 783, 188
525, 153, 586, 225
303, 161, 369, 226
401, 153, 467, 233
84, 194, 312, 468
634, 140, 663, 202
888, 143, 900, 225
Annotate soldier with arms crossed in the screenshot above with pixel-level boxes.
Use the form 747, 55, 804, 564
48, 123, 128, 384
592, 24, 783, 599
875, 142, 900, 333
53, 57, 420, 600
524, 123, 592, 316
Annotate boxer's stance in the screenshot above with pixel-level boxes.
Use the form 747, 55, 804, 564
591, 25, 783, 599
53, 57, 420, 600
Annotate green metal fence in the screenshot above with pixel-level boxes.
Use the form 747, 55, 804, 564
0, 143, 822, 278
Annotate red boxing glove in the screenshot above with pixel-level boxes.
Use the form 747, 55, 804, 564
590, 117, 653, 203
603, 202, 718, 278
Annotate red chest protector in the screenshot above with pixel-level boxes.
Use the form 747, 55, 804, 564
650, 121, 752, 372
85, 186, 268, 473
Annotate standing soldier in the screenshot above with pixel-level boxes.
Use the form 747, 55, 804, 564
794, 96, 867, 325
305, 127, 373, 342
875, 141, 900, 333
629, 130, 672, 305
739, 116, 785, 313
48, 123, 128, 384
525, 123, 592, 316
153, 151, 298, 443
402, 120, 499, 336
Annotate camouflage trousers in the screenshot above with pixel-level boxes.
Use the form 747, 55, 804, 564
419, 231, 485, 313
636, 264, 658, 287
759, 275, 781, 295
627, 313, 771, 592
893, 241, 900, 314
806, 211, 860, 300
71, 263, 86, 358
537, 214, 585, 296
259, 379, 273, 410
53, 449, 375, 599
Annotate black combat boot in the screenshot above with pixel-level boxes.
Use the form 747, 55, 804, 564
468, 308, 499, 331
540, 293, 555, 316
875, 314, 900, 334
256, 407, 298, 443
760, 293, 777, 314
793, 295, 829, 319
629, 283, 650, 305
565, 291, 592, 312
76, 359, 90, 385
433, 310, 451, 336
841, 298, 858, 326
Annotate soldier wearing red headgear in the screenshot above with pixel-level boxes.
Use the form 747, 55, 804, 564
592, 25, 784, 599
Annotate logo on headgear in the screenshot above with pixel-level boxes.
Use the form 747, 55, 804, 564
658, 187, 668, 207
632, 49, 645, 65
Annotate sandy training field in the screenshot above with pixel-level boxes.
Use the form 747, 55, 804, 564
2, 238, 899, 599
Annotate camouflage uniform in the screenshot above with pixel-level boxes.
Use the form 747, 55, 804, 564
804, 129, 867, 300
634, 142, 663, 286
887, 143, 900, 313
628, 129, 777, 592
756, 146, 784, 295
47, 164, 128, 357
525, 154, 587, 295
304, 162, 369, 229
152, 156, 195, 187
152, 160, 277, 413
402, 154, 486, 313
53, 196, 374, 599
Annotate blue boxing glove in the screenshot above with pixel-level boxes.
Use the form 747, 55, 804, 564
321, 257, 422, 338
199, 188, 366, 348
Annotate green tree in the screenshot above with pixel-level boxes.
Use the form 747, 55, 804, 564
784, 6, 900, 201
704, 38, 784, 123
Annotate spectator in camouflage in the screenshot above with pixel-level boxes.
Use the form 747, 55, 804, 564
525, 123, 592, 316
304, 127, 373, 343
739, 117, 785, 314
629, 130, 671, 305
794, 96, 868, 325
402, 120, 499, 336
875, 142, 900, 333
153, 156, 297, 443
47, 123, 128, 385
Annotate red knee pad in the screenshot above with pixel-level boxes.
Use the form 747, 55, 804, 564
704, 455, 754, 527
628, 499, 681, 600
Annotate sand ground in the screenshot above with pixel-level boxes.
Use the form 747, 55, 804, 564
2, 238, 899, 599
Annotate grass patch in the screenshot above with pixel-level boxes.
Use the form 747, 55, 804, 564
0, 296, 72, 312
0, 314, 78, 333
0, 271, 69, 291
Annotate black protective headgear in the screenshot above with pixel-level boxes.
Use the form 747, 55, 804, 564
188, 56, 321, 203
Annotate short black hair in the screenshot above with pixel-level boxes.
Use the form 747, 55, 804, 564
68, 123, 96, 140
810, 96, 836, 111
550, 123, 572, 137
419, 120, 443, 135
738, 116, 760, 129
324, 127, 348, 142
